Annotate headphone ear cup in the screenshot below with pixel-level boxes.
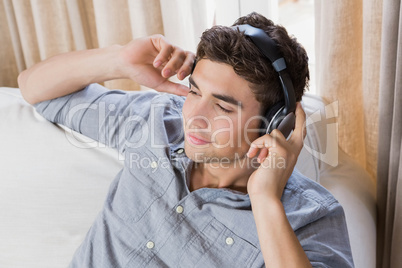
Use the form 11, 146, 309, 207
261, 101, 284, 135
277, 112, 296, 138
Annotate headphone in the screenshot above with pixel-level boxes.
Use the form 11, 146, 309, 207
234, 24, 296, 138
191, 24, 296, 138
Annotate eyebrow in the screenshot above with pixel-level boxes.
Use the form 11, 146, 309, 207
189, 76, 243, 109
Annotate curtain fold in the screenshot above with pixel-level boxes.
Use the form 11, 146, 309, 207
30, 0, 75, 59
160, 0, 214, 52
315, 0, 368, 175
376, 0, 402, 267
363, 0, 382, 180
93, 0, 137, 90
2, 0, 24, 73
8, 0, 41, 70
0, 1, 19, 87
65, 0, 98, 51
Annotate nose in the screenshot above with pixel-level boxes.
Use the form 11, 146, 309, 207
185, 99, 211, 130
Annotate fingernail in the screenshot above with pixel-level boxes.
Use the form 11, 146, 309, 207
179, 71, 187, 79
154, 60, 162, 68
164, 69, 172, 77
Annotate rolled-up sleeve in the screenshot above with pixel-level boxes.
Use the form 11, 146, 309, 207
33, 83, 168, 154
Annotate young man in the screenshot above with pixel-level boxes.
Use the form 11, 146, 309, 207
19, 13, 353, 268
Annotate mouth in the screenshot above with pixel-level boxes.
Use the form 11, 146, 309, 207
186, 133, 211, 146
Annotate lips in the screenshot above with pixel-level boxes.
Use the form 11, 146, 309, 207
186, 133, 211, 145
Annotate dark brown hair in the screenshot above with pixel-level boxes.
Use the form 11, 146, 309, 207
196, 12, 309, 114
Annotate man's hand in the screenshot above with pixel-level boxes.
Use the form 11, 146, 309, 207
247, 103, 311, 268
119, 34, 195, 96
246, 103, 307, 200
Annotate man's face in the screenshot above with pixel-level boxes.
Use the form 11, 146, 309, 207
182, 59, 262, 163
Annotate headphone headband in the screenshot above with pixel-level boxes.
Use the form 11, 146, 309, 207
234, 25, 285, 71
233, 24, 296, 116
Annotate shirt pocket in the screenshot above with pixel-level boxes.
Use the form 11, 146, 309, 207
179, 218, 263, 268
109, 147, 175, 222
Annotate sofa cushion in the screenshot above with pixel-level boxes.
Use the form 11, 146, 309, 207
0, 87, 122, 267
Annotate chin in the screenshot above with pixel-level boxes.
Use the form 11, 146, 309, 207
183, 142, 208, 162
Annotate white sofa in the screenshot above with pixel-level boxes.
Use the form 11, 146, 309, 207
0, 87, 376, 268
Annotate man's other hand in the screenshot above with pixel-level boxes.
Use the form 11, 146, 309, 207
119, 34, 195, 96
246, 103, 307, 200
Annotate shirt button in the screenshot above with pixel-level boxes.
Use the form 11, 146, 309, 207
177, 148, 184, 154
146, 241, 155, 249
150, 161, 158, 169
176, 205, 184, 214
226, 237, 234, 245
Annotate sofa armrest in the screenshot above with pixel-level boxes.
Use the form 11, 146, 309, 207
320, 150, 376, 268
298, 93, 377, 268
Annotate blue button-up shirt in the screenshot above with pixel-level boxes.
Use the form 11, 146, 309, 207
34, 83, 354, 267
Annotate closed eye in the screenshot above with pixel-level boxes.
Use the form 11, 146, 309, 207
188, 89, 199, 96
217, 104, 232, 114
189, 80, 233, 113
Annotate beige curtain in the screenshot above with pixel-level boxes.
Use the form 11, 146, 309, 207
315, 0, 381, 182
316, 0, 402, 267
376, 0, 402, 267
0, 0, 214, 90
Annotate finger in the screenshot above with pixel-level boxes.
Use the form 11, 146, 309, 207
250, 131, 284, 149
161, 47, 186, 78
177, 51, 196, 80
294, 102, 306, 133
154, 80, 190, 96
247, 146, 260, 158
257, 147, 269, 163
247, 145, 268, 160
152, 36, 174, 68
290, 102, 307, 147
270, 128, 286, 140
247, 134, 275, 158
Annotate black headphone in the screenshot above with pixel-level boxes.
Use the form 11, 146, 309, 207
234, 24, 296, 138
191, 24, 296, 138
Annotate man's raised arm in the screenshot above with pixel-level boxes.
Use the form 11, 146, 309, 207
18, 35, 195, 105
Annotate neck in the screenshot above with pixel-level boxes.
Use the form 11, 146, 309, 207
189, 155, 258, 193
